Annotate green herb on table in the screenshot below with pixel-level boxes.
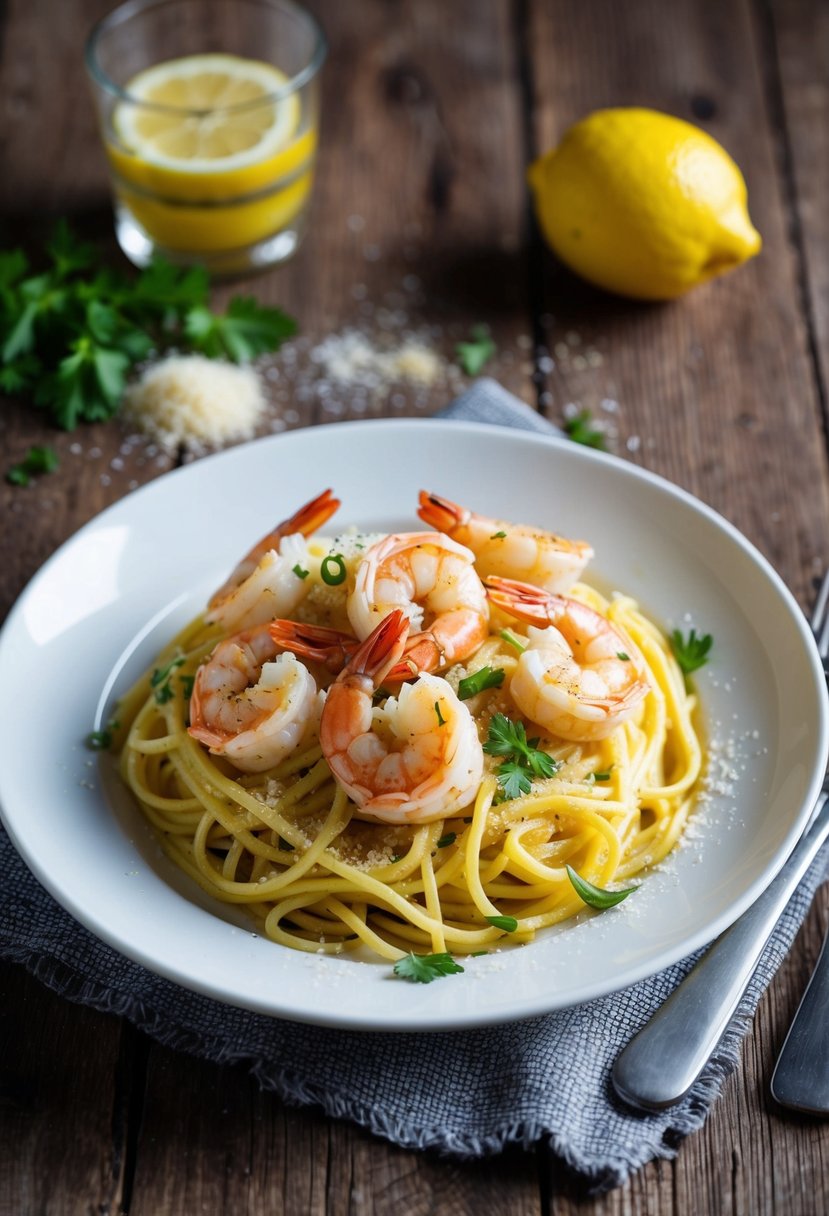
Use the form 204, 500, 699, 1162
670, 628, 713, 675
566, 864, 636, 909
6, 444, 59, 485
458, 665, 505, 700
0, 221, 296, 429
563, 408, 607, 450
393, 952, 465, 983
483, 712, 560, 800
456, 324, 496, 376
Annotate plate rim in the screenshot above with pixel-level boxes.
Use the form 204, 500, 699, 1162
1, 416, 827, 1031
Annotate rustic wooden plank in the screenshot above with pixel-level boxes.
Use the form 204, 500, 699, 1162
524, 0, 829, 605
129, 1047, 542, 1216
768, 0, 829, 424
522, 0, 829, 1213
0, 962, 126, 1216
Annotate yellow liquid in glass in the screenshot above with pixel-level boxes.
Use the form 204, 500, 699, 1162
108, 54, 316, 254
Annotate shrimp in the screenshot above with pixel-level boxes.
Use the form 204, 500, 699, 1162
485, 576, 649, 742
320, 609, 484, 824
189, 619, 354, 773
206, 489, 340, 632
347, 531, 489, 673
417, 490, 593, 593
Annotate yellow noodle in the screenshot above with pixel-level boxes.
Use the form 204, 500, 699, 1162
116, 579, 705, 963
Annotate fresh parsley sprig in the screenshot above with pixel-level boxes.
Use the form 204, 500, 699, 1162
0, 221, 296, 429
563, 408, 607, 450
151, 656, 186, 705
483, 712, 559, 800
670, 628, 713, 675
6, 444, 58, 485
456, 324, 496, 376
393, 952, 465, 983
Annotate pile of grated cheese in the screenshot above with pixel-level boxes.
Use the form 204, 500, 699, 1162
122, 354, 268, 452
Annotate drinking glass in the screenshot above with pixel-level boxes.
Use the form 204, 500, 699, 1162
85, 0, 326, 275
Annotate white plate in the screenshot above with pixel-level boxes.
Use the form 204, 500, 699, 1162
1, 419, 827, 1031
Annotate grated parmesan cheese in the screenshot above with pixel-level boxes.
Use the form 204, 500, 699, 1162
123, 355, 267, 452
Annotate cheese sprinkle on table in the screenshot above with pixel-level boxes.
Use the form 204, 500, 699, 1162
123, 354, 268, 452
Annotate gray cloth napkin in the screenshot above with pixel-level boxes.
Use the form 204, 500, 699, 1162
1, 377, 826, 1194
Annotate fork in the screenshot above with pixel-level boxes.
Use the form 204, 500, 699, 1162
771, 571, 829, 1114
612, 572, 829, 1112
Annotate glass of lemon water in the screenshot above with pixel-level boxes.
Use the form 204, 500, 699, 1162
85, 0, 326, 275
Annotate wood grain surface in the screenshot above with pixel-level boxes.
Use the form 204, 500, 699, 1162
1, 0, 828, 1212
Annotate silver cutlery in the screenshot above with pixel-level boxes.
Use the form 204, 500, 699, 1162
770, 910, 829, 1113
612, 572, 829, 1113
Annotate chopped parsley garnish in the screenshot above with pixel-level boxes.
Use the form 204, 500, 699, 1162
566, 864, 636, 909
483, 712, 560, 800
670, 628, 713, 675
436, 832, 456, 849
179, 674, 195, 701
392, 952, 465, 983
590, 767, 613, 783
499, 628, 527, 654
434, 700, 447, 727
292, 564, 309, 580
563, 409, 607, 450
616, 651, 630, 661
151, 656, 185, 704
490, 530, 507, 539
485, 914, 518, 932
85, 713, 120, 751
6, 444, 59, 486
458, 665, 505, 700
278, 837, 296, 852
320, 554, 347, 585
455, 324, 496, 376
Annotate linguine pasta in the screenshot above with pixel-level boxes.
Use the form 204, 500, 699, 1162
115, 532, 702, 964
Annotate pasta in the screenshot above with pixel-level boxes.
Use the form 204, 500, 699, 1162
115, 496, 703, 965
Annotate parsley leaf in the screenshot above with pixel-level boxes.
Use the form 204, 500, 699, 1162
456, 324, 496, 376
483, 713, 559, 800
485, 914, 518, 932
6, 444, 59, 486
458, 665, 505, 700
151, 656, 185, 704
670, 628, 713, 675
566, 864, 636, 909
563, 409, 607, 450
393, 952, 465, 983
185, 296, 297, 362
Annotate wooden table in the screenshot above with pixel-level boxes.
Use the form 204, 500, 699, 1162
2, 0, 828, 1211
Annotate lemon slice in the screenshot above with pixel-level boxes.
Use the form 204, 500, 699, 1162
114, 53, 301, 173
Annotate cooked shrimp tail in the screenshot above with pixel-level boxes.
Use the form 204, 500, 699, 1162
347, 531, 489, 671
418, 490, 592, 593
207, 489, 340, 631
188, 621, 319, 772
320, 609, 484, 824
485, 575, 649, 741
268, 619, 359, 674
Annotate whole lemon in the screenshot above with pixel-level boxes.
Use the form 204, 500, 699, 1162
528, 108, 761, 300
